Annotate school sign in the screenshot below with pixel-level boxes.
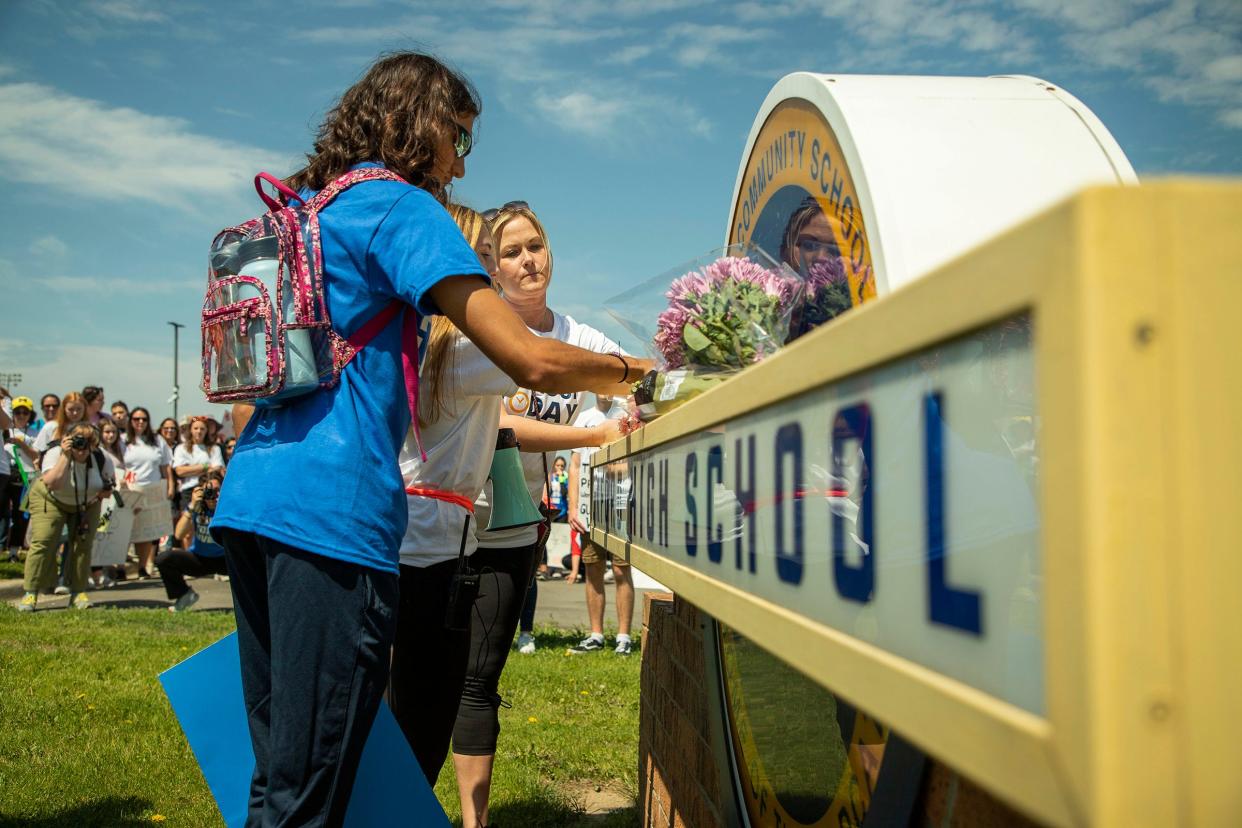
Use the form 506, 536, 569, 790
591, 182, 1241, 827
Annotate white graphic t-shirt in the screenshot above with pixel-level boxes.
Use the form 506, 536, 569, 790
474, 310, 624, 548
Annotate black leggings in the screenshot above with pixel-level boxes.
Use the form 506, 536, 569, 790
387, 558, 471, 785
452, 542, 540, 755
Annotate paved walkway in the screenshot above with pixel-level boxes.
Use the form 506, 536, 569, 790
1, 562, 660, 630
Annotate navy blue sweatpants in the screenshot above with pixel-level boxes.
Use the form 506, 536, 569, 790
220, 529, 398, 828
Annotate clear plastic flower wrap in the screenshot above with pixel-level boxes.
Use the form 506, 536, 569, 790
605, 244, 803, 419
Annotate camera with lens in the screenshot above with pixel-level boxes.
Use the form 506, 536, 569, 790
70, 434, 88, 450
202, 487, 218, 503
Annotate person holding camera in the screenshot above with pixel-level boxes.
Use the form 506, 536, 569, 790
156, 469, 226, 612
172, 416, 224, 553
19, 423, 117, 612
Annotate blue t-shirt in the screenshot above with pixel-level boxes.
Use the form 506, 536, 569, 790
211, 164, 488, 574
190, 510, 226, 558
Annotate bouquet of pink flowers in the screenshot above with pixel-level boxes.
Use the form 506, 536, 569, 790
794, 257, 855, 335
607, 246, 802, 419
654, 255, 801, 370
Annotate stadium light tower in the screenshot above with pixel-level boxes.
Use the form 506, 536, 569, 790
168, 321, 185, 421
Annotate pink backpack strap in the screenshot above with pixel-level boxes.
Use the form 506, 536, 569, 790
254, 172, 304, 210
345, 299, 427, 461
304, 167, 407, 213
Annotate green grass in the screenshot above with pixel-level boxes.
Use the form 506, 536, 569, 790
434, 628, 641, 827
0, 607, 236, 826
0, 559, 24, 580
0, 610, 640, 827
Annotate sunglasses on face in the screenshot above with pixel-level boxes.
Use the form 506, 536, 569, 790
131, 416, 148, 422
453, 122, 472, 159
43, 404, 58, 410
796, 237, 839, 257
481, 200, 531, 222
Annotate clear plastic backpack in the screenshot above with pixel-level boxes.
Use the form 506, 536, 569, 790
201, 168, 412, 407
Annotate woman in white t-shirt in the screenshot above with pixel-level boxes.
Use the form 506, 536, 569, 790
124, 407, 175, 578
173, 418, 224, 490
452, 202, 639, 827
172, 418, 224, 550
388, 206, 627, 787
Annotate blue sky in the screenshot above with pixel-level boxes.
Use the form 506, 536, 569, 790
1, 0, 1238, 422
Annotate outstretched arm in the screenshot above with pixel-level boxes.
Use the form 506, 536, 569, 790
429, 276, 651, 396
500, 414, 622, 454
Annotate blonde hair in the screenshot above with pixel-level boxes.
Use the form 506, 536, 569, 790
418, 204, 495, 427
487, 203, 553, 282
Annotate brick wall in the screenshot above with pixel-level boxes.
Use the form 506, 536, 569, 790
639, 592, 727, 828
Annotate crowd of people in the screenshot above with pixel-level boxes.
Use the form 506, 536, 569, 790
7, 50, 655, 828
1, 386, 236, 612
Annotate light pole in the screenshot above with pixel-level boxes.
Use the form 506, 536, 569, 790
0, 372, 21, 390
168, 321, 185, 421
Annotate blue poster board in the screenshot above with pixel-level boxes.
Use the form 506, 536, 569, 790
160, 632, 446, 827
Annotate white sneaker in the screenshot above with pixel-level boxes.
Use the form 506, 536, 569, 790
603, 568, 615, 584
53, 584, 70, 596
517, 632, 536, 654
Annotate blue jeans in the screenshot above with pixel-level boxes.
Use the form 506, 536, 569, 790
219, 529, 398, 828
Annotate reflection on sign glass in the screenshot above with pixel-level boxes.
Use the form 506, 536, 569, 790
720, 625, 887, 827
730, 98, 878, 337
592, 315, 1042, 714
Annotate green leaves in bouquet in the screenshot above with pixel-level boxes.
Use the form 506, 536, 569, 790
681, 276, 785, 370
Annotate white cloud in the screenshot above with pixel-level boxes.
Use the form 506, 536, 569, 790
29, 235, 68, 259
1018, 0, 1242, 129
534, 91, 626, 136
288, 16, 715, 143
0, 81, 290, 212
41, 275, 199, 295
93, 0, 168, 23
736, 0, 1241, 131
606, 44, 656, 65
1221, 109, 1242, 128
531, 83, 712, 140
0, 337, 210, 423
1204, 54, 1242, 83
802, 0, 1039, 60
665, 22, 771, 68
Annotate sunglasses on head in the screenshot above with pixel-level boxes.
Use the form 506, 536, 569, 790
452, 122, 472, 159
481, 200, 531, 222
